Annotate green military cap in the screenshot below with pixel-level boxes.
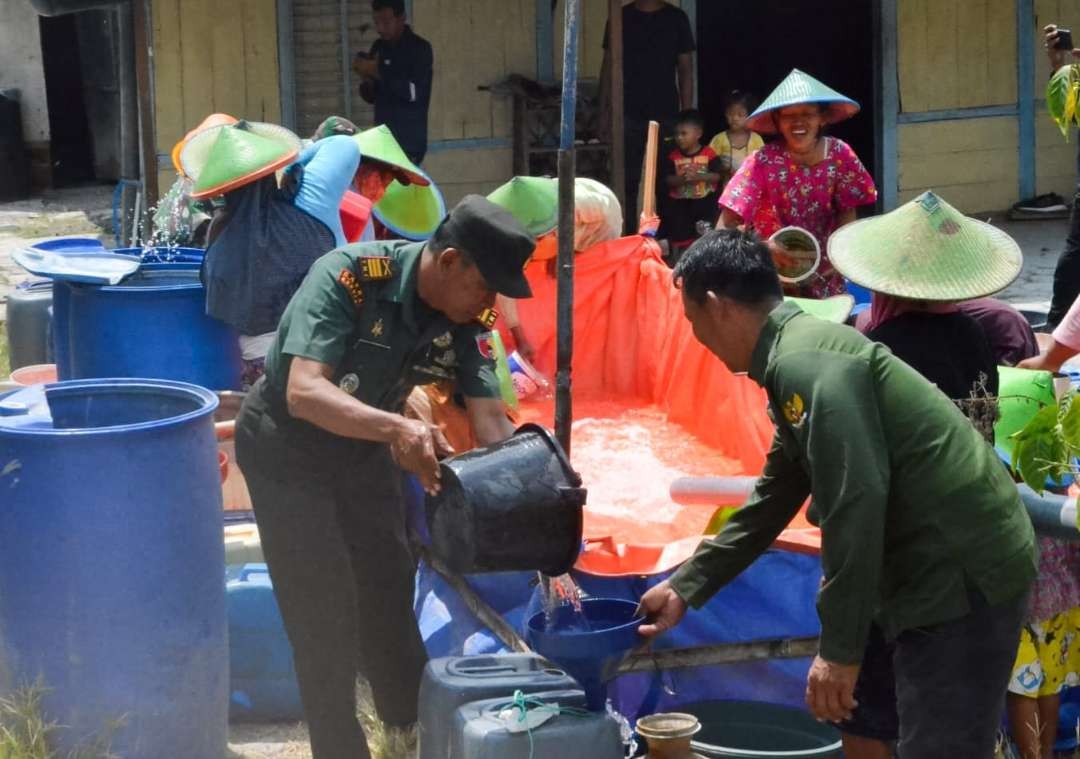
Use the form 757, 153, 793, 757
437, 194, 535, 298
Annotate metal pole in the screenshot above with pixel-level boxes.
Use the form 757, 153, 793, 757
554, 0, 580, 456
607, 0, 624, 217
340, 0, 352, 121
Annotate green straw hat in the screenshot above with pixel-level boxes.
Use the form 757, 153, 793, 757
828, 191, 1022, 302
746, 68, 860, 135
786, 294, 854, 324
372, 170, 447, 240
353, 125, 429, 186
180, 120, 301, 200
486, 176, 558, 238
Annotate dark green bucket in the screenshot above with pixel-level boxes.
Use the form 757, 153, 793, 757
681, 701, 842, 758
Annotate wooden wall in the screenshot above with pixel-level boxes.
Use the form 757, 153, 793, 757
897, 0, 1016, 112
895, 0, 1020, 212
412, 0, 535, 204
897, 118, 1019, 212
151, 0, 281, 192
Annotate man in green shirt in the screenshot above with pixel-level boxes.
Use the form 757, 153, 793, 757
234, 195, 534, 759
637, 230, 1035, 759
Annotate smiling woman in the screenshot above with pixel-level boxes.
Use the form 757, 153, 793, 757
717, 69, 877, 299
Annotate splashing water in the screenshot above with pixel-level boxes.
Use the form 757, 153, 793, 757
540, 572, 591, 632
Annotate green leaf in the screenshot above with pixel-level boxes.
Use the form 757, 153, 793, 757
1061, 394, 1080, 451
1011, 404, 1063, 492
1048, 64, 1075, 139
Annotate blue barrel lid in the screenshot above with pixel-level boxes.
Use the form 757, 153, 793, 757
13, 247, 139, 285
0, 378, 218, 435
30, 237, 107, 255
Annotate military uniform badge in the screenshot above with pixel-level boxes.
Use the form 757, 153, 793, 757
358, 256, 393, 281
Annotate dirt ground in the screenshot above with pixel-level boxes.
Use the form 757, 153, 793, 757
228, 722, 312, 758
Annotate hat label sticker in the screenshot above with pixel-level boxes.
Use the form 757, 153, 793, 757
783, 393, 808, 427
359, 257, 393, 281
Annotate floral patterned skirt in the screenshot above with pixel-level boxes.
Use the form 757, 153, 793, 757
1008, 608, 1080, 698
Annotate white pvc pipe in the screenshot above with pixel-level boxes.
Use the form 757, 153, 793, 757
669, 476, 757, 506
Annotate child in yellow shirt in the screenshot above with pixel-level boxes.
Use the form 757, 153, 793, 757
708, 90, 764, 190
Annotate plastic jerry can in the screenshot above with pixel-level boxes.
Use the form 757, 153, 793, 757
418, 654, 578, 759
6, 280, 53, 370
226, 564, 303, 721
450, 689, 624, 759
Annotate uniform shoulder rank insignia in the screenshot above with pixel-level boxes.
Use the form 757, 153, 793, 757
337, 269, 364, 310
433, 331, 453, 349
358, 256, 393, 281
371, 318, 384, 338
476, 308, 498, 329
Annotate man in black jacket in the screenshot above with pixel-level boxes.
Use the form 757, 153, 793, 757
355, 0, 433, 165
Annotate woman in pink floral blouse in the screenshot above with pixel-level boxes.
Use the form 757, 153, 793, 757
717, 69, 877, 298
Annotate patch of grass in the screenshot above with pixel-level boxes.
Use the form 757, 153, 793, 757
0, 321, 10, 379
0, 679, 123, 759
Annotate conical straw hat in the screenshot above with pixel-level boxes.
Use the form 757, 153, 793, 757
353, 125, 429, 186
486, 176, 558, 238
373, 170, 447, 240
828, 191, 1023, 302
171, 113, 238, 176
746, 68, 860, 135
181, 120, 301, 200
786, 294, 854, 323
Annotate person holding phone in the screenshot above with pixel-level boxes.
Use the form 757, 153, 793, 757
1045, 23, 1080, 328
354, 0, 433, 165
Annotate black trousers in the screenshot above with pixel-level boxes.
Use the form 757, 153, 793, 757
235, 386, 427, 759
1049, 187, 1080, 327
839, 587, 1029, 758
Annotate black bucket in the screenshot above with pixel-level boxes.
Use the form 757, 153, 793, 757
425, 424, 585, 575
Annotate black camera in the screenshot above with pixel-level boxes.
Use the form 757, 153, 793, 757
1055, 28, 1074, 52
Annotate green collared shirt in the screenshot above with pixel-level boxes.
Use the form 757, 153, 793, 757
262, 240, 500, 415
669, 301, 1036, 665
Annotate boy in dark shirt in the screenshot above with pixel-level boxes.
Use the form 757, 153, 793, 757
659, 109, 723, 262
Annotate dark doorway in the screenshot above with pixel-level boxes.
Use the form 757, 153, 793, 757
39, 13, 96, 185
696, 0, 877, 183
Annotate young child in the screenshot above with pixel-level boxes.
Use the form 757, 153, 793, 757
708, 90, 764, 190
659, 109, 723, 262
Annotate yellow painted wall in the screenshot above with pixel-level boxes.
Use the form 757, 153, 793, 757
897, 117, 1018, 212
151, 0, 281, 192
1034, 0, 1080, 197
897, 0, 1016, 112
412, 0, 535, 204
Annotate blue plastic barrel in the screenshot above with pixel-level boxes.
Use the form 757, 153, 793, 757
0, 378, 227, 758
116, 245, 205, 265
53, 261, 242, 389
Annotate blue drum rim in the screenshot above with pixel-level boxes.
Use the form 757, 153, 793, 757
0, 378, 219, 437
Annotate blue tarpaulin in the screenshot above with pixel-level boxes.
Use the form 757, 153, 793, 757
413, 549, 823, 719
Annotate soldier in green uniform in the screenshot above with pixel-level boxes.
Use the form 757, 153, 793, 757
234, 195, 535, 759
637, 229, 1036, 759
